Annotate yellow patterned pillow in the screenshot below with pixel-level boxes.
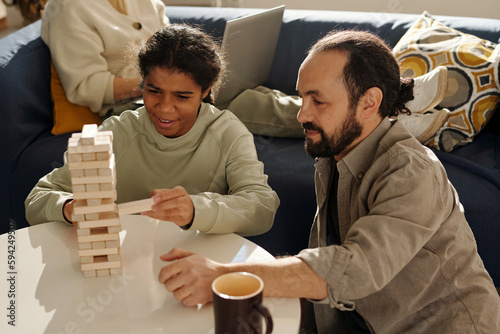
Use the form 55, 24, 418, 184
393, 12, 500, 152
50, 61, 101, 135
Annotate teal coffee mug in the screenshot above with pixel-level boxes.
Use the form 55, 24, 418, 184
212, 272, 273, 334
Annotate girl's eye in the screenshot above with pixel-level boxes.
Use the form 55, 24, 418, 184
148, 89, 161, 94
176, 94, 190, 100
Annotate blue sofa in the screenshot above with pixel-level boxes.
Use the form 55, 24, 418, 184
1, 7, 499, 287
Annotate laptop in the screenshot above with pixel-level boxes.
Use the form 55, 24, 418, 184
214, 5, 285, 108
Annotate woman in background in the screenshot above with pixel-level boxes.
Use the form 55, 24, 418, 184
41, 0, 169, 118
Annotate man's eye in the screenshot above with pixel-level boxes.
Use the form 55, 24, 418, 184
148, 89, 161, 94
313, 99, 324, 105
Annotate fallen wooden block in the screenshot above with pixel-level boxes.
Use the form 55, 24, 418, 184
117, 198, 155, 215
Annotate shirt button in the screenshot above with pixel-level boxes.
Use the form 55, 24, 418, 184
357, 173, 363, 179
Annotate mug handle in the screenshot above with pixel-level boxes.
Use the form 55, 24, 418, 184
253, 302, 274, 334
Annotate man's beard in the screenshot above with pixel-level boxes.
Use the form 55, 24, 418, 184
302, 109, 362, 159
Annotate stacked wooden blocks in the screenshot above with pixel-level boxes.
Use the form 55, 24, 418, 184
67, 124, 122, 278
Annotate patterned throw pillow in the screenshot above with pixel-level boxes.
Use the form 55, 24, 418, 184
393, 11, 500, 152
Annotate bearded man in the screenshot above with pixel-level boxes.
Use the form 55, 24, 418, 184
156, 30, 500, 333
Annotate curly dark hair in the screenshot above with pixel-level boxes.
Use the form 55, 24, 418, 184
138, 24, 226, 104
309, 30, 414, 117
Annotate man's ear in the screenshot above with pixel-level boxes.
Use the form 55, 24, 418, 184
359, 87, 382, 119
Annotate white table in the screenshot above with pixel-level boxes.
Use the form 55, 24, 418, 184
0, 215, 300, 333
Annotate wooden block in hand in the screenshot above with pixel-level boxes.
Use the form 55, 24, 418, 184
117, 198, 155, 215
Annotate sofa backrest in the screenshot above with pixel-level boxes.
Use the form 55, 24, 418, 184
0, 21, 53, 161
0, 21, 53, 230
167, 7, 500, 98
168, 8, 500, 137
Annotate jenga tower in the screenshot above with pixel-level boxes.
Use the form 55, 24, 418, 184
67, 124, 122, 277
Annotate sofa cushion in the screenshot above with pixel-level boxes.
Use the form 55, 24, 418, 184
394, 12, 500, 152
50, 61, 102, 135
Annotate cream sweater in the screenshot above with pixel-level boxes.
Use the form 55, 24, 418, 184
41, 0, 168, 115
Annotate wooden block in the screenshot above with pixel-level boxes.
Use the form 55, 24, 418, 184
98, 167, 112, 177
68, 140, 111, 154
107, 254, 121, 262
87, 198, 103, 206
86, 184, 101, 192
82, 152, 96, 161
85, 212, 101, 221
81, 124, 98, 145
117, 198, 155, 215
68, 159, 111, 170
81, 259, 121, 271
73, 198, 115, 215
96, 151, 112, 161
79, 242, 92, 250
84, 169, 99, 177
83, 270, 97, 278
77, 228, 91, 236
68, 134, 111, 152
92, 241, 106, 249
105, 240, 120, 248
73, 189, 116, 200
107, 226, 121, 234
67, 137, 81, 150
100, 183, 114, 191
78, 247, 119, 257
80, 256, 94, 264
97, 269, 110, 277
71, 174, 114, 185
77, 232, 119, 244
68, 153, 83, 163
72, 213, 85, 222
71, 169, 85, 177
73, 184, 86, 193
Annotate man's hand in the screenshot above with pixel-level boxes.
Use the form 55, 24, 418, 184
158, 248, 225, 306
142, 186, 195, 228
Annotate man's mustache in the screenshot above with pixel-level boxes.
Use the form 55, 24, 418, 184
302, 122, 323, 133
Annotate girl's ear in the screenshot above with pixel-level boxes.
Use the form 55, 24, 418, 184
202, 86, 212, 100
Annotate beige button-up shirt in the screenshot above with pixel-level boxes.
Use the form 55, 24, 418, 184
298, 118, 500, 333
